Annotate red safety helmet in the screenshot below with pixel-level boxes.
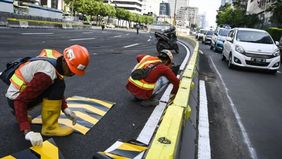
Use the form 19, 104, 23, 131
63, 45, 90, 76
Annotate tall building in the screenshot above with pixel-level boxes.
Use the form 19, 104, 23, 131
142, 0, 162, 16
175, 6, 198, 28
105, 0, 143, 14
168, 0, 189, 18
246, 0, 277, 27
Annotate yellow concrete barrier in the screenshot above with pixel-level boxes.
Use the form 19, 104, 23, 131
145, 36, 199, 159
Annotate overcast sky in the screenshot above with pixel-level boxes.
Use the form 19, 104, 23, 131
189, 0, 221, 28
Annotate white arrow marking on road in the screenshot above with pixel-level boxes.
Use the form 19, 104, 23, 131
123, 43, 139, 48
113, 35, 122, 38
69, 38, 96, 41
21, 33, 53, 35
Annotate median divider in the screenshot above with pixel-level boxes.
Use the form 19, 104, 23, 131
6, 17, 92, 29
145, 36, 199, 159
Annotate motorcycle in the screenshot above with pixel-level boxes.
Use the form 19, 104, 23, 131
154, 27, 179, 54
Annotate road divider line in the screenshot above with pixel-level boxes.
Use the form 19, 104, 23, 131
198, 80, 211, 159
69, 37, 96, 41
277, 71, 281, 74
209, 57, 257, 159
137, 40, 190, 145
123, 43, 139, 48
83, 32, 93, 34
113, 35, 122, 38
199, 50, 204, 54
21, 33, 53, 35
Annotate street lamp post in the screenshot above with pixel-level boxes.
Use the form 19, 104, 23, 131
173, 0, 177, 25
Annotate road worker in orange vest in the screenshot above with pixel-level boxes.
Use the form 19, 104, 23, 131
5, 45, 90, 147
126, 50, 180, 106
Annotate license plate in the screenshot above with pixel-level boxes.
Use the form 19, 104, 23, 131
251, 58, 266, 63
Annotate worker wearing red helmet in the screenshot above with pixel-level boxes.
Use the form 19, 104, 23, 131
5, 45, 90, 147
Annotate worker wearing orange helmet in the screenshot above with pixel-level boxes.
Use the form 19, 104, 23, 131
5, 45, 90, 147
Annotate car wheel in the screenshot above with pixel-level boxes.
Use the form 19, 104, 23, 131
228, 54, 234, 69
210, 44, 213, 50
270, 70, 277, 74
222, 53, 226, 61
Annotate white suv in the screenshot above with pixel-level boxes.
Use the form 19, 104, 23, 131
222, 28, 280, 73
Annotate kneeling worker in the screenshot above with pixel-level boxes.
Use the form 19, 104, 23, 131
126, 50, 179, 106
5, 45, 90, 146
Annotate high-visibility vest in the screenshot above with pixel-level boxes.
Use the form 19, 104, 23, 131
10, 49, 63, 91
128, 55, 162, 90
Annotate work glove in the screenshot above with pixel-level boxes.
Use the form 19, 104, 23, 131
25, 131, 43, 147
63, 108, 77, 125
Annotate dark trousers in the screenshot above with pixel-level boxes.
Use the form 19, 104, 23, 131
7, 79, 65, 114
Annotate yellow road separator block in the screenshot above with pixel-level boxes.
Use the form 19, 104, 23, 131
96, 140, 147, 159
32, 96, 115, 135
1, 139, 64, 159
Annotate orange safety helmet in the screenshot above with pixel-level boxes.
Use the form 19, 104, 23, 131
63, 45, 90, 76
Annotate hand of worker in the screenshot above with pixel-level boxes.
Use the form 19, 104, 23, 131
63, 108, 77, 125
25, 131, 43, 147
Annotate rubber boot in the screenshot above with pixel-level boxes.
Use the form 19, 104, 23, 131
41, 98, 73, 136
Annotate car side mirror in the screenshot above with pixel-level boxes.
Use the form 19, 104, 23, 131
275, 41, 279, 46
226, 37, 233, 42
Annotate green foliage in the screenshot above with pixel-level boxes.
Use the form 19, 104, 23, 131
268, 0, 282, 26
216, 4, 259, 28
266, 27, 282, 41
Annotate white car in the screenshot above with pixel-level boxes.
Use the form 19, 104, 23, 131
223, 28, 280, 73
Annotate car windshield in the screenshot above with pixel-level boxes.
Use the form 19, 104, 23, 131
236, 30, 273, 44
218, 29, 230, 36
207, 31, 213, 35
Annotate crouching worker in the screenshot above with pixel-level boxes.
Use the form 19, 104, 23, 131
5, 45, 90, 147
126, 50, 180, 107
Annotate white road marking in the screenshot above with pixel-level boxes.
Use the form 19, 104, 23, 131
21, 33, 53, 35
209, 57, 257, 159
123, 43, 139, 48
147, 38, 151, 42
199, 50, 204, 54
198, 80, 211, 159
137, 40, 190, 145
113, 35, 122, 38
69, 37, 96, 41
277, 71, 281, 74
82, 32, 93, 34
125, 33, 129, 35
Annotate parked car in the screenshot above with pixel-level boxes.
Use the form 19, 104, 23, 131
202, 30, 214, 44
222, 28, 280, 73
196, 29, 207, 41
210, 27, 231, 52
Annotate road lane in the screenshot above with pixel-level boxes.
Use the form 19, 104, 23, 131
0, 28, 186, 158
200, 42, 282, 159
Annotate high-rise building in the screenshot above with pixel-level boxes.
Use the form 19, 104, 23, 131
105, 0, 143, 14
168, 0, 189, 18
175, 6, 198, 28
142, 0, 162, 16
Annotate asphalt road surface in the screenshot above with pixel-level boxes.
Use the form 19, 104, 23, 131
0, 28, 186, 158
199, 42, 282, 159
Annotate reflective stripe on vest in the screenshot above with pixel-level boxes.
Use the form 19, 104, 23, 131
128, 77, 155, 90
10, 49, 62, 91
129, 55, 162, 90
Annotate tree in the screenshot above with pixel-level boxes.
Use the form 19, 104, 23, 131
269, 0, 282, 27
216, 3, 259, 28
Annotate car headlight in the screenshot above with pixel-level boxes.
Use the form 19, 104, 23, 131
235, 45, 245, 54
272, 49, 280, 57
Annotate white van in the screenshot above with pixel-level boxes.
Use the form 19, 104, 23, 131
222, 28, 280, 73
